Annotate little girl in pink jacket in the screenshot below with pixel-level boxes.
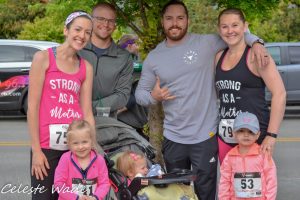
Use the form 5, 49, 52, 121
219, 112, 277, 200
54, 120, 110, 200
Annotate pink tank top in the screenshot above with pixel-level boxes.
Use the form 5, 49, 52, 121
39, 48, 86, 149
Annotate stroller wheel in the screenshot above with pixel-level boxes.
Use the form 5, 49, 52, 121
118, 188, 132, 200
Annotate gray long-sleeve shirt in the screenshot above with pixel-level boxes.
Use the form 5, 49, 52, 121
135, 33, 258, 144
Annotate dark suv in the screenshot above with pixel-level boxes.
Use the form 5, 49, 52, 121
266, 42, 300, 105
0, 39, 58, 115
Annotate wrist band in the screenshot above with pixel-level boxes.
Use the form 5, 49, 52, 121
266, 132, 277, 138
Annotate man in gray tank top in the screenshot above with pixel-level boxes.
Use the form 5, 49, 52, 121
135, 1, 269, 199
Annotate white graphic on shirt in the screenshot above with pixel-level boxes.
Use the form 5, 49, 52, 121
216, 79, 243, 143
183, 50, 198, 64
209, 157, 216, 163
48, 79, 81, 150
50, 106, 81, 119
50, 79, 80, 93
48, 79, 82, 120
220, 107, 242, 118
215, 79, 242, 119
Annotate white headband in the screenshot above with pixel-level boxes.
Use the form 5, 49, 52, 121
65, 11, 92, 26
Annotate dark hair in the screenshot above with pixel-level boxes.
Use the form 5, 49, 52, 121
161, 0, 189, 18
92, 2, 117, 16
218, 8, 246, 25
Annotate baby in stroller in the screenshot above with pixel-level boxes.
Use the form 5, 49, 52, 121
106, 149, 197, 200
95, 116, 197, 200
116, 150, 163, 180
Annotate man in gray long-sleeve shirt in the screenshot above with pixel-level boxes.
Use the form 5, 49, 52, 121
135, 1, 268, 199
79, 2, 133, 117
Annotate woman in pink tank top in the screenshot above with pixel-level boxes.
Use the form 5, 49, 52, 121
27, 11, 95, 200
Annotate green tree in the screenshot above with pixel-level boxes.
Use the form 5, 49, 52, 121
252, 1, 300, 42
108, 0, 170, 57
0, 0, 46, 39
18, 0, 97, 42
186, 0, 218, 34
212, 0, 280, 21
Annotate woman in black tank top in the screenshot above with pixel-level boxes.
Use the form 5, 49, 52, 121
215, 8, 286, 164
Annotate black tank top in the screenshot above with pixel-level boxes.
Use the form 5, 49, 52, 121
215, 46, 270, 146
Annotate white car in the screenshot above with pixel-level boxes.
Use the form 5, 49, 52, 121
0, 39, 58, 115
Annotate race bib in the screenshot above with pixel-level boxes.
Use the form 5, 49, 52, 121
49, 124, 69, 150
234, 172, 262, 198
72, 178, 97, 196
218, 119, 237, 144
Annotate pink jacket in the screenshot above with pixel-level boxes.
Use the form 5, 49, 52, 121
218, 143, 277, 200
54, 150, 110, 200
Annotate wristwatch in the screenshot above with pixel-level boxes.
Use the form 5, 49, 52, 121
266, 132, 277, 138
254, 38, 265, 46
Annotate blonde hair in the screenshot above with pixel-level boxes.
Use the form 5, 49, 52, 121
92, 2, 116, 16
116, 150, 145, 177
67, 119, 93, 143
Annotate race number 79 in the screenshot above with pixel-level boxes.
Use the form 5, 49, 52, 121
221, 126, 233, 138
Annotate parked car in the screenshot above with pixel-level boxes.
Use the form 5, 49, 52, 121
0, 39, 58, 115
265, 42, 300, 105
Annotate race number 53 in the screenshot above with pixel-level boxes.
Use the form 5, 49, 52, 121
234, 172, 262, 198
49, 124, 69, 150
241, 178, 254, 189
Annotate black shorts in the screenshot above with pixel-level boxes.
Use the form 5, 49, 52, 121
162, 135, 218, 200
30, 148, 66, 200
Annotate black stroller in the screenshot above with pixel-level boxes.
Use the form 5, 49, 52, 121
95, 116, 198, 200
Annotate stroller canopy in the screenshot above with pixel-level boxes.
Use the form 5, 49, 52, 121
95, 116, 155, 159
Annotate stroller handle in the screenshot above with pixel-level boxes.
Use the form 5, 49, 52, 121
128, 169, 197, 197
